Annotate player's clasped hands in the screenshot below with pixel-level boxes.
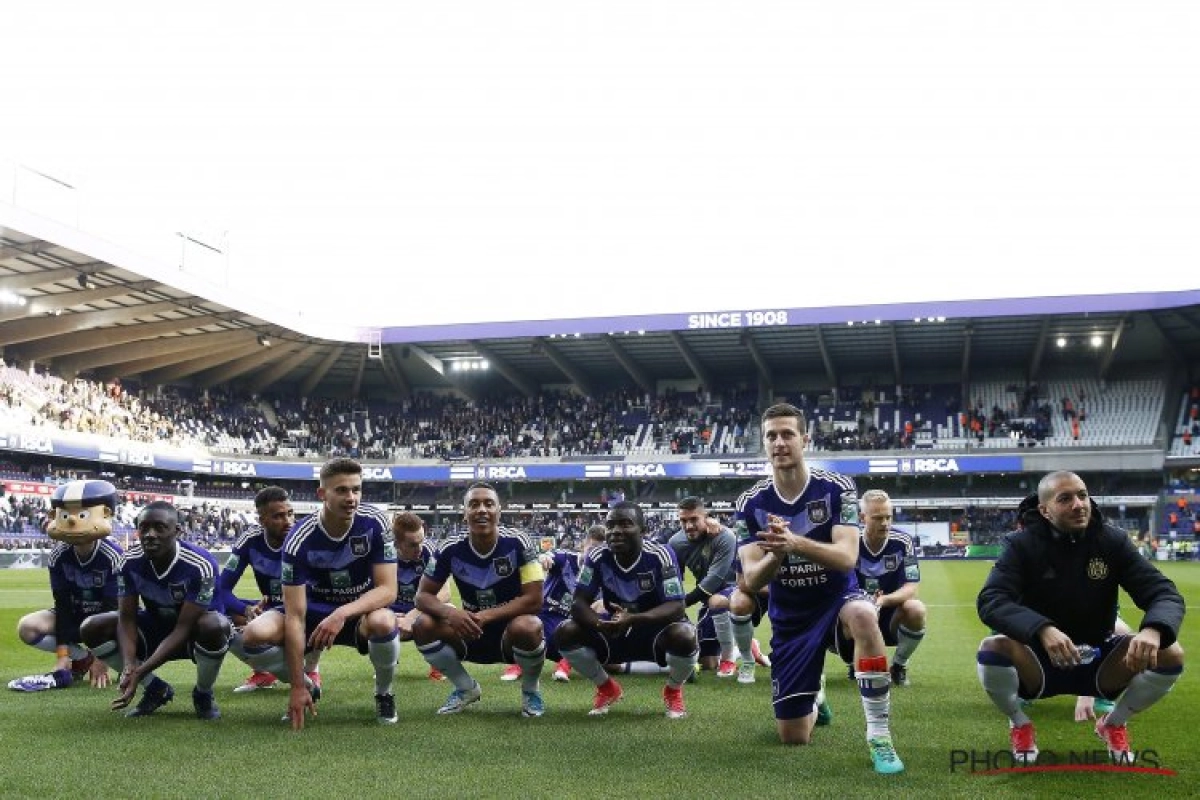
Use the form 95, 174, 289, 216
756, 514, 792, 555
597, 608, 633, 637
445, 606, 484, 641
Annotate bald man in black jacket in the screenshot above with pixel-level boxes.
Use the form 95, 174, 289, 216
976, 471, 1184, 766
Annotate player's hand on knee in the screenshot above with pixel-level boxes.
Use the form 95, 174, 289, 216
309, 616, 345, 650
1124, 629, 1161, 672
1037, 626, 1076, 668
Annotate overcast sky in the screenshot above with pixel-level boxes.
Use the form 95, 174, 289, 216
1, 2, 1197, 333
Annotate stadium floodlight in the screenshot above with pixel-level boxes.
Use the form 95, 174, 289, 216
1056, 336, 1068, 348
1090, 334, 1104, 348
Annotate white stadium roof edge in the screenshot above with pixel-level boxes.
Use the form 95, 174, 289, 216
2, 200, 1199, 401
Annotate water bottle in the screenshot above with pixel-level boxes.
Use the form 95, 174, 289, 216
1077, 644, 1097, 665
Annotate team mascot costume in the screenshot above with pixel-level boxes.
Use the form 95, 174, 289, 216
46, 479, 119, 544
7, 480, 120, 691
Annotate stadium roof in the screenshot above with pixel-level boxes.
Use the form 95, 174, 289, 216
2, 220, 1197, 399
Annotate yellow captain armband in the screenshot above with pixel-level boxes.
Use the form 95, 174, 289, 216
56, 645, 70, 659
520, 561, 546, 584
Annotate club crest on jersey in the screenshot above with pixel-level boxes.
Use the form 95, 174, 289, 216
1087, 558, 1108, 580
197, 578, 215, 605
638, 572, 656, 592
494, 557, 514, 578
92, 571, 106, 587
170, 583, 186, 603
350, 535, 369, 557
807, 500, 830, 525
883, 555, 900, 571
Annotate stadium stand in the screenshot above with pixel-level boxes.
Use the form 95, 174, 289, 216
2, 366, 1175, 461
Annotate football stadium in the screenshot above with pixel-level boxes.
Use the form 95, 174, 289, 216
1, 4, 1197, 798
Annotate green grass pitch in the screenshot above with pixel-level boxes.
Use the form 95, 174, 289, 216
0, 561, 1195, 799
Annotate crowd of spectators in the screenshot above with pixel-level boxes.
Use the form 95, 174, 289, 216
0, 494, 50, 536
804, 383, 1063, 451
954, 506, 1020, 546
2, 365, 758, 461
1162, 494, 1200, 538
0, 477, 1168, 561
1174, 384, 1200, 452
0, 363, 1175, 462
0, 364, 267, 452
960, 383, 1055, 445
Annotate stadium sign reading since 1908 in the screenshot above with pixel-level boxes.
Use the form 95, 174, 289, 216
686, 309, 790, 330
